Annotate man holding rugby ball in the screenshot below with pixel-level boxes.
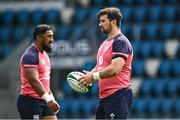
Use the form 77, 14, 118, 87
79, 7, 133, 119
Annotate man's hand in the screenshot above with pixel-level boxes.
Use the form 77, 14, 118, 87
78, 71, 94, 87
47, 100, 60, 113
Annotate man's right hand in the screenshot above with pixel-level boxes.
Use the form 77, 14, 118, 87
47, 100, 60, 113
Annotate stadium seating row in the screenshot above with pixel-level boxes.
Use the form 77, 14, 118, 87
0, 27, 27, 44
131, 98, 180, 118
134, 40, 180, 59
90, 0, 179, 6
0, 24, 97, 44
0, 5, 179, 27
0, 9, 61, 26
139, 79, 180, 97
133, 59, 180, 77
0, 23, 179, 45
58, 93, 180, 119
122, 23, 180, 40
58, 98, 98, 118
121, 6, 179, 23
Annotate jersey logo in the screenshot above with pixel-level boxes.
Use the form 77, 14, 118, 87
33, 114, 40, 119
104, 45, 110, 52
42, 59, 45, 64
99, 55, 103, 65
110, 113, 115, 119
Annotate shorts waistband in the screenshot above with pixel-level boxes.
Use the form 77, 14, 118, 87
20, 94, 43, 101
100, 87, 132, 101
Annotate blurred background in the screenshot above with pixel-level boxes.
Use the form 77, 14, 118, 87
0, 0, 179, 119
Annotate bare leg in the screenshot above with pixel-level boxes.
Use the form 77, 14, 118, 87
42, 115, 57, 120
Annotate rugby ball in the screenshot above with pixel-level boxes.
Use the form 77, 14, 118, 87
66, 71, 92, 93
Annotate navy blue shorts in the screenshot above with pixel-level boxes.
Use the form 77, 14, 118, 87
95, 88, 133, 119
17, 95, 55, 119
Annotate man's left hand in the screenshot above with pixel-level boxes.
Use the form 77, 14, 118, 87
78, 72, 94, 87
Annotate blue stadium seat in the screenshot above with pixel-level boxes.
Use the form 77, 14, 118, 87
69, 99, 81, 115
162, 6, 176, 22
147, 98, 160, 114
171, 60, 180, 77
83, 61, 96, 71
58, 98, 70, 114
89, 25, 98, 40
129, 24, 138, 40
123, 0, 134, 5
89, 7, 101, 21
150, 0, 163, 4
89, 81, 98, 97
82, 25, 97, 40
148, 6, 161, 22
177, 45, 180, 58
132, 98, 148, 113
2, 10, 15, 26
121, 24, 129, 36
16, 10, 30, 25
73, 8, 89, 24
56, 26, 71, 40
12, 27, 25, 43
107, 0, 121, 7
166, 79, 179, 96
166, 0, 177, 4
27, 27, 34, 42
174, 99, 180, 115
177, 7, 180, 21
31, 9, 44, 25
46, 9, 60, 24
121, 7, 132, 22
152, 79, 166, 97
81, 99, 97, 116
92, 0, 104, 6
138, 41, 152, 59
175, 23, 180, 39
71, 25, 83, 40
62, 80, 73, 97
131, 41, 140, 58
0, 27, 11, 44
139, 79, 154, 97
145, 23, 159, 39
151, 41, 164, 57
1, 45, 14, 58
134, 7, 147, 22
136, 0, 148, 4
158, 59, 171, 77
159, 23, 174, 39
160, 99, 174, 116
132, 60, 145, 76
0, 46, 3, 60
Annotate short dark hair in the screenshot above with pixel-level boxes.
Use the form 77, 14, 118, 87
33, 24, 53, 40
97, 7, 123, 27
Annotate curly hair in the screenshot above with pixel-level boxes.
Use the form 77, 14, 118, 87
97, 7, 123, 27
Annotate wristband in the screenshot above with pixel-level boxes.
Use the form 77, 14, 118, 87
50, 93, 55, 101
42, 92, 52, 102
93, 72, 101, 80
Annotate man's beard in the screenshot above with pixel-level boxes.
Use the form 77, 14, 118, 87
101, 24, 112, 34
42, 42, 52, 53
